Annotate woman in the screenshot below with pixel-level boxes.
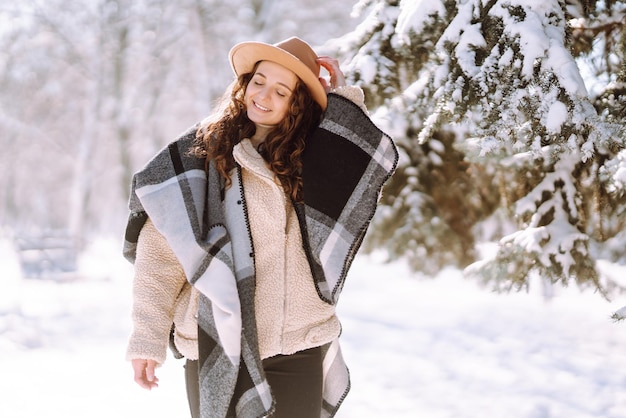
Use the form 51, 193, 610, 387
123, 37, 397, 418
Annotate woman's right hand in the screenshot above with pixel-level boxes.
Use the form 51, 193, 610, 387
131, 358, 159, 390
317, 56, 346, 93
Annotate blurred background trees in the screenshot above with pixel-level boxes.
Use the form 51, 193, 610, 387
0, 0, 355, 242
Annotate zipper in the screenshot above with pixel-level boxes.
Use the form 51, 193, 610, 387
235, 164, 255, 261
280, 192, 290, 351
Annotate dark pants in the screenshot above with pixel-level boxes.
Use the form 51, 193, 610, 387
184, 359, 201, 418
185, 346, 323, 418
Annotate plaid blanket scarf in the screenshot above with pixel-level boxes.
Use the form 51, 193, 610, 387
123, 93, 398, 417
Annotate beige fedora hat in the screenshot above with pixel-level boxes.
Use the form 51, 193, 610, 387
229, 37, 327, 110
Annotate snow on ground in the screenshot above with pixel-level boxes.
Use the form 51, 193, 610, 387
1, 237, 625, 418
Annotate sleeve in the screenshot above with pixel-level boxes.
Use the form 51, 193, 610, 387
125, 218, 188, 366
331, 85, 368, 114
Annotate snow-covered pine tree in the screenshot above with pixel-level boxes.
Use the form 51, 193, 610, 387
328, 0, 500, 274
570, 0, 626, 265
333, 0, 626, 297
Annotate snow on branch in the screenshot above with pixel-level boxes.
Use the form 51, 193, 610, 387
417, 0, 603, 152
395, 0, 447, 44
600, 149, 626, 198
334, 0, 626, 297
612, 306, 626, 322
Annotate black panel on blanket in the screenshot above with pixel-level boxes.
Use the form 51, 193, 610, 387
124, 211, 148, 244
302, 128, 370, 221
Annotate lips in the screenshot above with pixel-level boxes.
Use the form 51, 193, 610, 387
253, 101, 271, 112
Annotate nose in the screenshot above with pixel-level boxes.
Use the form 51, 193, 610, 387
257, 86, 270, 100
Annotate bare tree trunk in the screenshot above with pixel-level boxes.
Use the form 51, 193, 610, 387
68, 50, 103, 250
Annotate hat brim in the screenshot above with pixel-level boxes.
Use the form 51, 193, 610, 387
229, 42, 327, 110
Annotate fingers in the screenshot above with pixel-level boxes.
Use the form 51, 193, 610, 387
316, 56, 339, 71
319, 77, 331, 93
316, 56, 346, 90
131, 359, 160, 390
145, 359, 157, 385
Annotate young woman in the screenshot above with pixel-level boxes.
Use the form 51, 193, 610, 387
123, 37, 397, 418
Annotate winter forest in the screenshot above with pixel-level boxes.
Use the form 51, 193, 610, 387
2, 0, 626, 417
3, 0, 626, 298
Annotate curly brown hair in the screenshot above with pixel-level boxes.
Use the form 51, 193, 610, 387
191, 62, 323, 202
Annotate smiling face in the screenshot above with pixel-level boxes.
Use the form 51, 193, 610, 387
244, 60, 299, 128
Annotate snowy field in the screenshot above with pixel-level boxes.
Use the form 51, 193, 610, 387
1, 237, 626, 418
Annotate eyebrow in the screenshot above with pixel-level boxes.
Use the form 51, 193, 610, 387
254, 72, 294, 92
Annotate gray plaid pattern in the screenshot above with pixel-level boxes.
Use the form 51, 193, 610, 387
301, 95, 398, 304
123, 94, 397, 417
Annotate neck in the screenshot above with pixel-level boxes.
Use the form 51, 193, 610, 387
250, 124, 272, 149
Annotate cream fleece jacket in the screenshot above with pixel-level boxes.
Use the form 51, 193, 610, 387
126, 217, 199, 364
234, 139, 340, 359
126, 86, 366, 364
125, 151, 340, 364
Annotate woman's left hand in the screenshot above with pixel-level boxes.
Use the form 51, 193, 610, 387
317, 56, 346, 93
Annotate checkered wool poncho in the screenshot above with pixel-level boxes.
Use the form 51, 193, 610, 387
123, 94, 398, 417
